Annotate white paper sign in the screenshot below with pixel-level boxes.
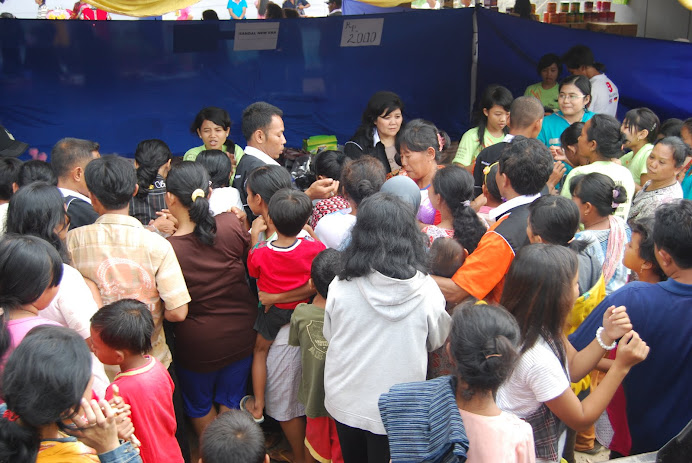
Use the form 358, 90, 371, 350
340, 18, 384, 47
234, 23, 280, 51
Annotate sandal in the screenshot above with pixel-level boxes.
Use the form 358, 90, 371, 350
239, 395, 265, 424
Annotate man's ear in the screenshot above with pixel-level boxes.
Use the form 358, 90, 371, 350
72, 165, 84, 183
132, 184, 139, 198
656, 246, 674, 270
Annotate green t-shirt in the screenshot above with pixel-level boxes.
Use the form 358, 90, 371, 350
619, 143, 653, 185
452, 127, 505, 167
288, 303, 329, 418
182, 144, 244, 178
524, 82, 560, 111
561, 160, 636, 221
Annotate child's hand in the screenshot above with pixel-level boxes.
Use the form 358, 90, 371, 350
470, 193, 487, 212
258, 290, 276, 310
547, 161, 566, 190
69, 398, 120, 455
251, 216, 267, 238
613, 331, 649, 371
229, 207, 249, 229
602, 305, 632, 344
550, 145, 567, 162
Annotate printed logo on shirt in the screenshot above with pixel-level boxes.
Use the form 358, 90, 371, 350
306, 320, 328, 360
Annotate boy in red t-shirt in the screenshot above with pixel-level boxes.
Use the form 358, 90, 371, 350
90, 299, 184, 463
242, 188, 325, 423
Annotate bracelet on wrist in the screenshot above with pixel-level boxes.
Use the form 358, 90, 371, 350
596, 327, 617, 351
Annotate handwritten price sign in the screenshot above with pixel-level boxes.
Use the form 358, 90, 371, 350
340, 18, 384, 47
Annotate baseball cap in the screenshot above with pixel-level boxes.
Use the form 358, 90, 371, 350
0, 125, 28, 158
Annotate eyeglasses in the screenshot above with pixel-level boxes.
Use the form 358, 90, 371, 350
558, 93, 586, 101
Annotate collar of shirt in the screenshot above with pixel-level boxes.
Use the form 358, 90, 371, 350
95, 213, 144, 228
373, 128, 381, 146
244, 146, 280, 166
58, 187, 91, 204
489, 193, 540, 221
503, 134, 515, 143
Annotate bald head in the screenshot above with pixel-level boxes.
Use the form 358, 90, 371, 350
509, 97, 545, 137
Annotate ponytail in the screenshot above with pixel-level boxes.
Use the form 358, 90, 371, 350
166, 162, 217, 246
134, 139, 172, 199
432, 166, 486, 253
0, 414, 40, 463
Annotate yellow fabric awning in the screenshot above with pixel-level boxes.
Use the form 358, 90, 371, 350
84, 0, 199, 17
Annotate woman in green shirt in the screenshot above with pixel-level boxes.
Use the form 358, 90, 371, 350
620, 107, 660, 188
183, 107, 244, 175
524, 53, 561, 113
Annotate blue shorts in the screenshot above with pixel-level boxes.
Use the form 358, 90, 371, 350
175, 355, 252, 418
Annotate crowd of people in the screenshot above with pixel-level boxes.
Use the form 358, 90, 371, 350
0, 41, 691, 463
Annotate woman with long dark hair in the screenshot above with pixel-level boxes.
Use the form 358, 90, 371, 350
323, 192, 451, 463
344, 91, 404, 174
165, 162, 257, 439
497, 244, 648, 463
129, 139, 172, 226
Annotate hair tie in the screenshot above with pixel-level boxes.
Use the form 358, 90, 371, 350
3, 410, 19, 422
462, 200, 471, 207
437, 133, 445, 152
475, 300, 487, 306
611, 202, 620, 209
485, 354, 501, 359
191, 189, 205, 203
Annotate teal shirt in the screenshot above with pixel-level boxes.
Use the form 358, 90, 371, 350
538, 110, 595, 148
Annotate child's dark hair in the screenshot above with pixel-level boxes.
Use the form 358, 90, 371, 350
622, 108, 660, 144
483, 163, 502, 203
340, 156, 386, 206
536, 53, 561, 76
267, 188, 312, 237
428, 238, 465, 278
313, 150, 348, 180
432, 165, 486, 253
341, 192, 427, 280
197, 149, 232, 188
17, 160, 57, 187
134, 139, 171, 199
0, 234, 63, 362
191, 107, 235, 153
476, 85, 513, 148
570, 172, 627, 217
90, 299, 154, 354
0, 157, 22, 201
656, 136, 689, 168
528, 195, 587, 252
653, 200, 692, 270
658, 118, 683, 139
562, 44, 605, 73
501, 244, 578, 355
449, 300, 520, 400
166, 162, 217, 246
6, 182, 70, 263
585, 114, 627, 159
246, 165, 292, 204
560, 121, 584, 148
85, 155, 136, 210
628, 217, 666, 281
311, 249, 343, 298
201, 410, 265, 463
0, 326, 91, 463
498, 136, 553, 196
396, 119, 445, 163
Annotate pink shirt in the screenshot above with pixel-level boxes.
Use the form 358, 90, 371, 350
2, 317, 61, 371
458, 409, 535, 463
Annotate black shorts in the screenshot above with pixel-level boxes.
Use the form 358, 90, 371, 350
253, 305, 293, 341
